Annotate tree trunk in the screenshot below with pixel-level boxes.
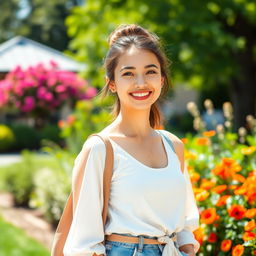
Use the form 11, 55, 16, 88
230, 77, 256, 131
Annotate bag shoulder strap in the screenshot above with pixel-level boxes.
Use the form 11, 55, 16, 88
90, 132, 114, 225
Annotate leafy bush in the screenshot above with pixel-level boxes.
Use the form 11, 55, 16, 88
39, 124, 62, 145
58, 97, 112, 153
30, 167, 70, 226
1, 150, 36, 206
0, 124, 15, 152
9, 124, 41, 150
30, 146, 75, 225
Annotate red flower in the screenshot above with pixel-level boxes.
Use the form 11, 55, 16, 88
207, 232, 217, 243
221, 239, 232, 252
228, 205, 246, 220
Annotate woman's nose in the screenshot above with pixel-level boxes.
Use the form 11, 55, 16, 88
135, 75, 146, 87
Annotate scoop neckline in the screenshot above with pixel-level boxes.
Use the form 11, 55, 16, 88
108, 129, 170, 171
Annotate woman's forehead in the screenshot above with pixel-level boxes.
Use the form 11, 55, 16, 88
116, 47, 160, 69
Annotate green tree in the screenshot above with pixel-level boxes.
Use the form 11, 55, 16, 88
0, 0, 83, 51
66, 0, 256, 130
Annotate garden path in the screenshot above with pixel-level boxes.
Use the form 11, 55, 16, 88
0, 192, 54, 250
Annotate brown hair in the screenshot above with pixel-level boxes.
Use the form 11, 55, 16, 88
99, 24, 172, 129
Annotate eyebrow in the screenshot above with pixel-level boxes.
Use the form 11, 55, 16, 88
120, 64, 158, 72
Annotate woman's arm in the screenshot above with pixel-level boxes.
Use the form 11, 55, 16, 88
165, 132, 200, 255
63, 136, 107, 256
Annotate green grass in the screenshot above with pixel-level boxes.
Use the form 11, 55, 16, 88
0, 215, 50, 256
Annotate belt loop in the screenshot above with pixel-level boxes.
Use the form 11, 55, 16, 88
137, 235, 144, 253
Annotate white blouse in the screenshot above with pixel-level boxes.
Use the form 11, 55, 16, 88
63, 130, 200, 256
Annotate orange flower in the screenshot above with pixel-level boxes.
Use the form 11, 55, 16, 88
207, 232, 217, 243
216, 195, 230, 207
200, 179, 216, 190
203, 130, 216, 137
229, 185, 239, 190
234, 186, 247, 195
212, 158, 242, 180
221, 239, 232, 252
244, 219, 256, 231
58, 120, 65, 128
185, 150, 197, 160
249, 170, 256, 176
196, 190, 210, 201
201, 208, 217, 224
212, 185, 228, 194
245, 208, 256, 218
181, 138, 188, 144
228, 205, 246, 220
238, 176, 256, 205
243, 231, 256, 241
196, 137, 210, 146
66, 115, 76, 125
241, 146, 256, 155
193, 227, 204, 245
232, 244, 244, 256
190, 172, 200, 183
233, 174, 246, 183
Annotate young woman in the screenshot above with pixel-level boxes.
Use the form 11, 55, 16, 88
63, 24, 200, 256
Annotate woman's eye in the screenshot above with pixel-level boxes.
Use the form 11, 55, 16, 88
147, 70, 157, 74
122, 72, 133, 76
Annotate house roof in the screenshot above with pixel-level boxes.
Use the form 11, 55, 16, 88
0, 36, 85, 72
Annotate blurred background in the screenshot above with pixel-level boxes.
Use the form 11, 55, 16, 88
0, 1, 255, 256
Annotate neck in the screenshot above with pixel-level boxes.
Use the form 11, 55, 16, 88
110, 106, 155, 140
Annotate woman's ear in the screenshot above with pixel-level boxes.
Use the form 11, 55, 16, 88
106, 77, 116, 93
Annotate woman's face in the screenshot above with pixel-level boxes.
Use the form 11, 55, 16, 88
109, 46, 164, 111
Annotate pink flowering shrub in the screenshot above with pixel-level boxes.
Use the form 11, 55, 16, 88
0, 61, 97, 117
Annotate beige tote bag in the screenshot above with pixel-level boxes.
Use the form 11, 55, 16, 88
51, 133, 114, 256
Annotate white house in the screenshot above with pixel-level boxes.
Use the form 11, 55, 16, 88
0, 36, 85, 74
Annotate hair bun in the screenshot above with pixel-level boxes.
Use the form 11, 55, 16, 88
108, 24, 159, 47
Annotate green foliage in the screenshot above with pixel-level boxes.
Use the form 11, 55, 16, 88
0, 0, 82, 51
66, 0, 256, 128
66, 0, 255, 88
59, 97, 113, 153
0, 123, 63, 152
0, 150, 36, 206
9, 124, 41, 150
0, 124, 15, 151
0, 216, 50, 256
39, 124, 62, 145
0, 150, 63, 206
29, 144, 77, 225
30, 166, 70, 226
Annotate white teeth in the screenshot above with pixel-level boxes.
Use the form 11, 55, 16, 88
131, 92, 150, 97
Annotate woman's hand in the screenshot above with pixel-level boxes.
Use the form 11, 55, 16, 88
179, 243, 195, 256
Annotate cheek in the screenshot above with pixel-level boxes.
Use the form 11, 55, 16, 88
148, 75, 162, 85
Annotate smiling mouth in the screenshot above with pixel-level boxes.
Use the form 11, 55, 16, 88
129, 91, 152, 100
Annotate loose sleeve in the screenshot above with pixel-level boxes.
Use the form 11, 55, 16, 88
176, 161, 200, 253
63, 136, 106, 256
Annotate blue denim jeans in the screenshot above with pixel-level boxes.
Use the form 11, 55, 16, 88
105, 233, 189, 256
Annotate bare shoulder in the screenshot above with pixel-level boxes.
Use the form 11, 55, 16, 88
161, 130, 184, 153
161, 130, 185, 173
